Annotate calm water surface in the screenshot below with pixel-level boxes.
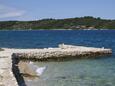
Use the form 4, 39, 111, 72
0, 30, 115, 86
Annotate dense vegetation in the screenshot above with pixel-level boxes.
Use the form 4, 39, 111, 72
0, 16, 115, 30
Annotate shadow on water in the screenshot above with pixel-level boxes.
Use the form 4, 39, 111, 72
18, 54, 112, 62
12, 55, 27, 86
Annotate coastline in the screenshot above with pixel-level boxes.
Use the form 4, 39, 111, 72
0, 28, 114, 31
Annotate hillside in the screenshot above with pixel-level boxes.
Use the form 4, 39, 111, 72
0, 16, 115, 30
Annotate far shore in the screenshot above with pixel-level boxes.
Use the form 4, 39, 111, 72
0, 28, 114, 31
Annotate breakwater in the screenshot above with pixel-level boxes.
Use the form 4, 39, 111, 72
12, 44, 112, 61
0, 44, 112, 86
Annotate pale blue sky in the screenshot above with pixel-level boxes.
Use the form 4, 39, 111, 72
0, 0, 115, 21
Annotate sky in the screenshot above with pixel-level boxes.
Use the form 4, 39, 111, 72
0, 0, 115, 21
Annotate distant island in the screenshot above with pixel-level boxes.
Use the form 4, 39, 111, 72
0, 16, 115, 30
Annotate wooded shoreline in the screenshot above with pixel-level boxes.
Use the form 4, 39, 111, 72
0, 16, 115, 30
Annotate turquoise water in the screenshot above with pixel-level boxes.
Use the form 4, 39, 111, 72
26, 58, 115, 86
0, 30, 115, 86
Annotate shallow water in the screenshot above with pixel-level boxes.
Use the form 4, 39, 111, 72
0, 30, 115, 86
25, 57, 115, 86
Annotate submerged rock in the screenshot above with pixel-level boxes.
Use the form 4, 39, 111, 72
0, 48, 4, 51
18, 61, 47, 80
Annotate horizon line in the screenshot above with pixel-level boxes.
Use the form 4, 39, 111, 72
0, 16, 115, 22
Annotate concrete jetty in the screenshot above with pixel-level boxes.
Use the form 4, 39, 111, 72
0, 44, 112, 86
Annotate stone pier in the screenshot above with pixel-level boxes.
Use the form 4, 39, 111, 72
13, 44, 112, 61
0, 51, 18, 86
0, 44, 112, 86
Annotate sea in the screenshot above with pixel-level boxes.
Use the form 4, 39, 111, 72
0, 30, 115, 86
